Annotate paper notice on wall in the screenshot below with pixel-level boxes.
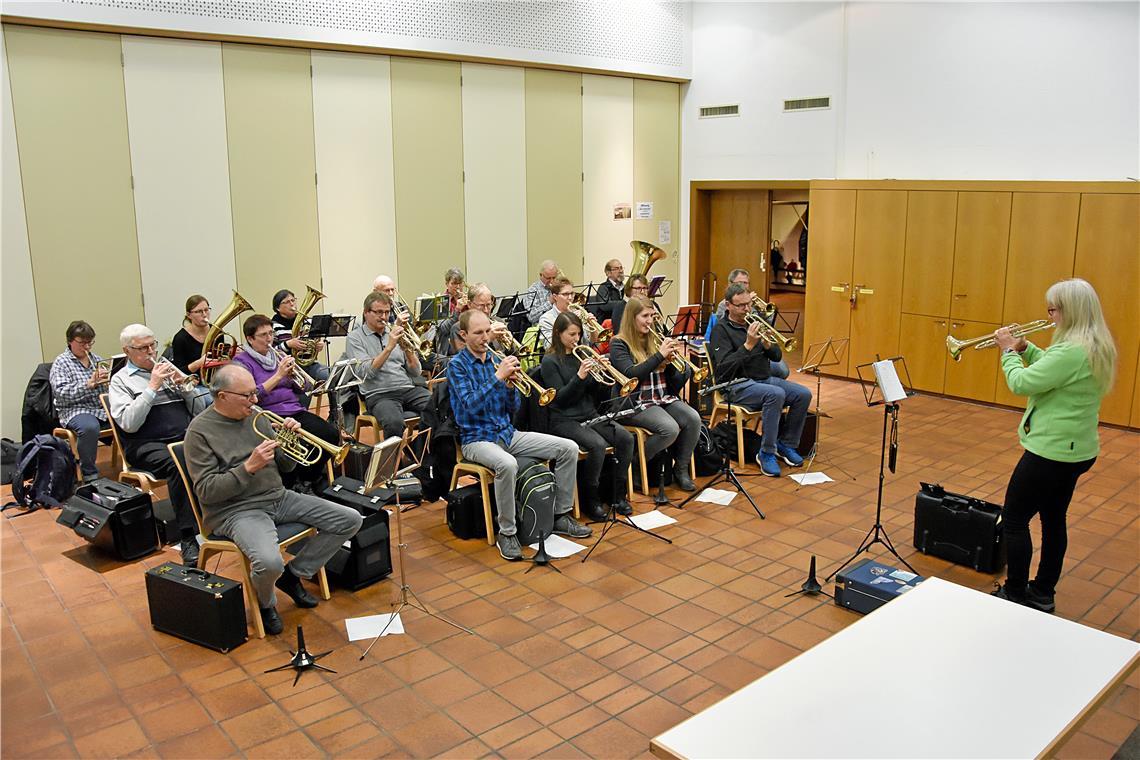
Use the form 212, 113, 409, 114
658, 220, 671, 245
635, 201, 654, 219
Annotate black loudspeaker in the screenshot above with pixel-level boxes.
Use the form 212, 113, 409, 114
779, 410, 818, 458
145, 564, 247, 652
310, 477, 393, 589
55, 478, 159, 561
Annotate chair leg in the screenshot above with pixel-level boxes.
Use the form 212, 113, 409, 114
479, 475, 495, 546
736, 417, 747, 468
638, 439, 649, 497
572, 488, 580, 520
240, 557, 264, 639
315, 567, 331, 601
449, 467, 461, 492
627, 467, 634, 499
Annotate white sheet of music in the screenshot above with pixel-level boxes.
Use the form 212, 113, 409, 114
872, 359, 907, 403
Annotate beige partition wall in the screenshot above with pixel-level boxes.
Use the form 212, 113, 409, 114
122, 36, 236, 347
5, 26, 143, 359
1, 30, 42, 439
312, 50, 398, 318
461, 63, 527, 297
222, 43, 321, 315
583, 74, 633, 290
525, 69, 583, 284
391, 58, 465, 300
633, 79, 681, 316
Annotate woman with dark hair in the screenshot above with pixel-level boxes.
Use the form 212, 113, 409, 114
540, 312, 635, 520
271, 289, 330, 388
170, 294, 211, 375
49, 320, 108, 483
232, 314, 340, 491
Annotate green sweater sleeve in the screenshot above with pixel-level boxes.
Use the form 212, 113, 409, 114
1001, 342, 1086, 396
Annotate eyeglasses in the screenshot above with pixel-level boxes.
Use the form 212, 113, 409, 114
730, 300, 751, 308
189, 307, 211, 315
219, 389, 258, 402
1046, 307, 1059, 315
253, 331, 275, 340
555, 291, 573, 299
369, 309, 391, 317
127, 342, 157, 353
71, 338, 95, 347
281, 298, 297, 305
630, 286, 649, 292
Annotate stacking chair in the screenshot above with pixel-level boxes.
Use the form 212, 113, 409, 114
52, 424, 116, 480
352, 396, 419, 444
705, 362, 764, 468
622, 426, 698, 496
98, 394, 166, 497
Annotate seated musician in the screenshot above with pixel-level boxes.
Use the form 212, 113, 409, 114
49, 320, 109, 483
593, 258, 627, 324
540, 312, 634, 520
609, 298, 700, 492
271, 289, 330, 386
611, 274, 663, 333
170, 295, 211, 376
345, 291, 431, 440
448, 309, 591, 561
538, 277, 600, 348
371, 274, 396, 298
232, 315, 340, 492
443, 267, 466, 317
523, 260, 560, 326
711, 269, 789, 380
108, 324, 202, 566
708, 282, 810, 478
184, 364, 362, 636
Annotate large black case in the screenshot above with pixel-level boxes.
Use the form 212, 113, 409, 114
339, 442, 374, 481
834, 558, 925, 615
55, 478, 159, 561
145, 564, 247, 652
446, 483, 496, 539
312, 476, 393, 590
914, 482, 1005, 573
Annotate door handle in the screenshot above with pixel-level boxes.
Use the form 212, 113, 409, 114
850, 284, 863, 308
953, 293, 968, 299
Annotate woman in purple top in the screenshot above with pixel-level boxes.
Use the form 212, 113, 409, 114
232, 315, 340, 491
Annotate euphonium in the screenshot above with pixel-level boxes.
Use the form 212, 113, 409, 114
569, 303, 613, 343
487, 347, 556, 406
744, 312, 797, 352
155, 357, 199, 393
201, 290, 253, 383
290, 285, 326, 366
270, 346, 316, 392
251, 405, 350, 466
630, 240, 668, 278
572, 344, 638, 395
650, 316, 708, 383
945, 320, 1054, 362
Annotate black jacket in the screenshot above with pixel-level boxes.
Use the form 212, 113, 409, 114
593, 280, 625, 322
540, 353, 609, 423
709, 317, 781, 383
609, 338, 688, 397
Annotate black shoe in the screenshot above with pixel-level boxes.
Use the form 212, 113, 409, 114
672, 469, 697, 492
260, 605, 284, 635
584, 502, 609, 522
991, 583, 1028, 606
274, 567, 319, 608
613, 499, 633, 516
180, 539, 200, 568
1026, 583, 1056, 613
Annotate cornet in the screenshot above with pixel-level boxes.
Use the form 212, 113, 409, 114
744, 312, 797, 352
650, 316, 708, 383
251, 406, 350, 466
945, 320, 1054, 362
572, 345, 638, 395
154, 358, 199, 393
270, 346, 316, 392
487, 347, 556, 406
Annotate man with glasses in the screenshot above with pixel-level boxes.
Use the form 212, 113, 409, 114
49, 320, 109, 483
184, 364, 362, 636
344, 291, 430, 441
108, 324, 202, 565
523, 260, 561, 326
593, 258, 627, 324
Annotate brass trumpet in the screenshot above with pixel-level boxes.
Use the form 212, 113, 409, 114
946, 320, 1054, 362
251, 405, 350, 466
490, 321, 522, 353
155, 357, 199, 394
744, 312, 798, 352
650, 316, 709, 383
750, 294, 777, 320
487, 347, 556, 406
391, 289, 432, 360
572, 344, 638, 395
270, 346, 316, 392
569, 303, 613, 343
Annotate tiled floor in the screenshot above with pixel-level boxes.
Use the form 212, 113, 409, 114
2, 371, 1138, 759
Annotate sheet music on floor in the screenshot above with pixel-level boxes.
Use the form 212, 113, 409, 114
694, 488, 737, 505
527, 534, 586, 558
628, 511, 678, 531
789, 472, 834, 486
345, 612, 404, 641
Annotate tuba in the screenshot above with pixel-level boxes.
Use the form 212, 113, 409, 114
252, 406, 350, 466
290, 285, 326, 366
487, 347, 556, 406
630, 240, 668, 278
572, 344, 638, 395
201, 290, 253, 384
946, 320, 1054, 362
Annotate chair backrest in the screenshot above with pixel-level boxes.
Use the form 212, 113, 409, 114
704, 312, 719, 343
166, 441, 208, 536
706, 355, 727, 407
98, 393, 132, 474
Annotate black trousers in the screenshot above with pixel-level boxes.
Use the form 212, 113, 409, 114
1003, 450, 1095, 596
547, 415, 634, 507
282, 410, 341, 486
123, 440, 197, 538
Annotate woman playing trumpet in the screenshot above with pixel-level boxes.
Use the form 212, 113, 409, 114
232, 315, 340, 492
49, 320, 109, 483
540, 312, 636, 520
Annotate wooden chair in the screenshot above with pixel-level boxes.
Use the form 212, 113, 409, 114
98, 394, 166, 497
352, 396, 420, 444
167, 442, 331, 639
622, 425, 697, 496
52, 424, 116, 480
705, 362, 764, 468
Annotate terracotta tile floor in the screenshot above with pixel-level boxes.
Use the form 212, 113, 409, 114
2, 373, 1137, 759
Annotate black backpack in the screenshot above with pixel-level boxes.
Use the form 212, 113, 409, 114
5, 434, 77, 512
1, 438, 20, 485
693, 423, 725, 476
711, 422, 762, 465
515, 457, 556, 544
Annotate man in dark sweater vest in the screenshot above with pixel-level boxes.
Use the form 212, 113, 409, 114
708, 283, 811, 478
183, 364, 362, 636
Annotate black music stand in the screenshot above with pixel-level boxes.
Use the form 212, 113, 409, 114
795, 337, 854, 489
826, 356, 917, 581
264, 625, 334, 687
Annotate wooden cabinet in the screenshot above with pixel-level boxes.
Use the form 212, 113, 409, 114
849, 191, 908, 374
950, 192, 1011, 324
804, 189, 856, 376
944, 319, 1001, 402
901, 191, 957, 317
899, 313, 949, 393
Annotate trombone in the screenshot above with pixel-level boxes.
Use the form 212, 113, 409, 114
487, 347, 556, 406
270, 346, 316, 392
744, 311, 798, 352
572, 344, 638, 395
251, 405, 350, 466
650, 315, 709, 383
945, 320, 1054, 362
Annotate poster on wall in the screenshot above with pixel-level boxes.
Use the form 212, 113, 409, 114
658, 220, 671, 245
636, 201, 654, 220
613, 203, 631, 220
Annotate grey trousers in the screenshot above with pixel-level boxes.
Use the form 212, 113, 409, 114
628, 401, 702, 467
214, 491, 363, 609
462, 430, 578, 536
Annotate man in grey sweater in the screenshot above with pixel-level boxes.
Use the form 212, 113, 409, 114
184, 365, 362, 635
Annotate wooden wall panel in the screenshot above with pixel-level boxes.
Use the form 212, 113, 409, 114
708, 190, 768, 291
633, 79, 681, 315
900, 191, 957, 317
122, 36, 236, 347
461, 63, 527, 298
5, 26, 143, 359
950, 192, 1011, 324
945, 319, 1000, 402
223, 43, 321, 315
849, 191, 908, 374
899, 313, 948, 394
583, 74, 633, 291
804, 189, 857, 376
525, 69, 583, 285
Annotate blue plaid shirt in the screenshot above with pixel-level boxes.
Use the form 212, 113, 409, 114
447, 348, 519, 446
49, 349, 107, 425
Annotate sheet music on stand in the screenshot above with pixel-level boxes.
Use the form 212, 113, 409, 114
415, 294, 447, 324
309, 356, 366, 396
648, 275, 672, 299
307, 314, 354, 340
854, 355, 916, 407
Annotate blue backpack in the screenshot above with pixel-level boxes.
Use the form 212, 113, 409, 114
5, 435, 77, 512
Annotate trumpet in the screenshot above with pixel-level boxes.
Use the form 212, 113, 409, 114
391, 290, 432, 360
94, 357, 114, 388
487, 347, 556, 406
650, 317, 708, 383
491, 321, 522, 353
251, 406, 350, 466
569, 303, 613, 343
572, 344, 638, 395
750, 294, 777, 320
270, 346, 316, 392
946, 320, 1054, 362
744, 312, 797, 352
155, 358, 199, 393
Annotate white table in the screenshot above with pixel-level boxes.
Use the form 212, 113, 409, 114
651, 578, 1139, 759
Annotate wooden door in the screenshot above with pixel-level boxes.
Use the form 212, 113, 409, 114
944, 319, 1001, 402
899, 313, 949, 393
1073, 194, 1140, 426
901, 191, 957, 317
1131, 351, 1140, 429
709, 190, 769, 294
849, 190, 908, 377
950, 192, 1011, 323
804, 189, 856, 376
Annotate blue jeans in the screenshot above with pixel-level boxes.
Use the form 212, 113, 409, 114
728, 377, 812, 454
67, 413, 105, 479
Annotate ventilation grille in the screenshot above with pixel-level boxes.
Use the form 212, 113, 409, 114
699, 104, 740, 119
784, 97, 831, 112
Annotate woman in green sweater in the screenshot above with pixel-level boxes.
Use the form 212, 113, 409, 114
992, 279, 1116, 612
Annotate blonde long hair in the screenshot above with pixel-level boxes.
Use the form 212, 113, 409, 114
1046, 278, 1116, 391
617, 297, 654, 363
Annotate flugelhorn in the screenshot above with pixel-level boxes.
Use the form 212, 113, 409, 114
155, 358, 199, 394
569, 303, 613, 343
945, 320, 1054, 362
289, 285, 326, 366
650, 316, 708, 383
744, 311, 797, 352
251, 405, 350, 466
487, 347, 556, 406
270, 346, 316, 392
572, 344, 638, 395
201, 290, 253, 384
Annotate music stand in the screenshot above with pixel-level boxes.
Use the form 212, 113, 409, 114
647, 275, 669, 299
795, 337, 854, 488
826, 356, 917, 581
495, 295, 518, 320
359, 437, 472, 660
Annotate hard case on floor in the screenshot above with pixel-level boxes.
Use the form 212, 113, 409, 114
834, 558, 924, 615
55, 478, 159, 561
309, 477, 393, 590
913, 482, 1005, 573
144, 564, 247, 652
446, 483, 496, 539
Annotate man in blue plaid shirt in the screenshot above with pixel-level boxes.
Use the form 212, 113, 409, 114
447, 310, 591, 561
